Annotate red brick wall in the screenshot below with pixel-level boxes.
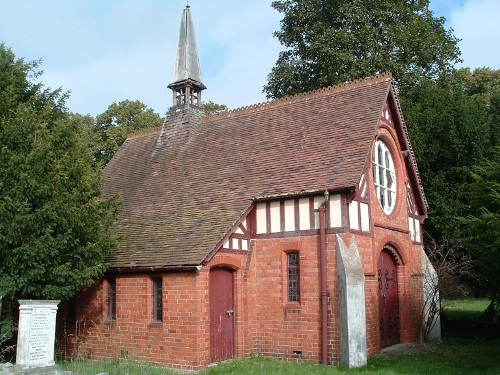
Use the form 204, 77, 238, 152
66, 228, 423, 370
64, 272, 212, 371
65, 121, 425, 369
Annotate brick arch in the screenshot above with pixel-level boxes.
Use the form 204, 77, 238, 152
375, 235, 407, 267
208, 254, 245, 271
382, 243, 403, 266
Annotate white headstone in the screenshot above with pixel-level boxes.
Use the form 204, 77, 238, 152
16, 300, 59, 368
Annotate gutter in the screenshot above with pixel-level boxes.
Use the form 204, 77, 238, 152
106, 265, 202, 275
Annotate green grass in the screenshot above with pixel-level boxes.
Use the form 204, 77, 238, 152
60, 340, 500, 375
59, 358, 177, 375
60, 299, 500, 375
441, 298, 490, 321
204, 339, 500, 375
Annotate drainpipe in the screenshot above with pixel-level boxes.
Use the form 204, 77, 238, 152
318, 190, 329, 365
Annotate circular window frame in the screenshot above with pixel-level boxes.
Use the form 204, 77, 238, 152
372, 139, 397, 215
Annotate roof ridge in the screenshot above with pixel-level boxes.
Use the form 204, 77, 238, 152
126, 126, 162, 140
204, 73, 393, 122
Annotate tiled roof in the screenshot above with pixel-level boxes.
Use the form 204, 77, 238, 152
103, 74, 392, 268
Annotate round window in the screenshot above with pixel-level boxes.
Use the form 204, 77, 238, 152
372, 139, 396, 214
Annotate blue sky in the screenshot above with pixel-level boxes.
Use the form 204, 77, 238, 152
1, 0, 499, 116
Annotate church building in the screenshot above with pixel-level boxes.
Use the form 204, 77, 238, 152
62, 5, 439, 371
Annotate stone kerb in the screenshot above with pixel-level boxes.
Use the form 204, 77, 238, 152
15, 300, 59, 369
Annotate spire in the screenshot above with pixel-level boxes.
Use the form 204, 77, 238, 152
168, 5, 206, 107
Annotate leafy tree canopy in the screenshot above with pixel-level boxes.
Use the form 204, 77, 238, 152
264, 0, 461, 98
0, 44, 121, 338
202, 101, 228, 116
89, 100, 163, 166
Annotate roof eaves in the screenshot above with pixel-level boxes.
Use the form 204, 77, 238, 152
252, 186, 356, 202
107, 264, 201, 275
388, 84, 429, 213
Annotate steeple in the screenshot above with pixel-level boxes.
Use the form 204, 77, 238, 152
168, 5, 206, 107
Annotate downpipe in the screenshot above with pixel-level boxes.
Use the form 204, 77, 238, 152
317, 191, 329, 365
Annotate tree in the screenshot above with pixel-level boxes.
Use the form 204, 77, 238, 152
400, 69, 500, 244
0, 44, 121, 339
264, 0, 461, 99
461, 146, 500, 305
202, 101, 228, 116
92, 100, 163, 166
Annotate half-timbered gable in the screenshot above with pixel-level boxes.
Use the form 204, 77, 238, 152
64, 5, 436, 372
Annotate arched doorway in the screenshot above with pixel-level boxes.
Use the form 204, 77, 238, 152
210, 267, 235, 362
378, 249, 400, 348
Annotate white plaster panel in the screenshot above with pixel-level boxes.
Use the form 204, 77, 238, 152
299, 198, 310, 230
360, 203, 370, 232
256, 202, 267, 234
349, 201, 359, 230
242, 239, 248, 251
415, 219, 421, 242
409, 217, 414, 240
234, 226, 243, 234
329, 194, 342, 227
270, 201, 281, 233
223, 240, 229, 249
359, 174, 367, 198
232, 238, 239, 250
313, 196, 324, 229
284, 199, 295, 232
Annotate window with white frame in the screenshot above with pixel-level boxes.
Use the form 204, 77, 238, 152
372, 139, 396, 214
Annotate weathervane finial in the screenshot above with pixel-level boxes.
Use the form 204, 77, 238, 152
186, 0, 190, 8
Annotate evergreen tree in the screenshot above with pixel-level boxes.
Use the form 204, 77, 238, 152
0, 44, 121, 338
400, 69, 500, 245
461, 146, 500, 305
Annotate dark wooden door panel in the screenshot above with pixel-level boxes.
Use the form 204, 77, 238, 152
210, 267, 235, 362
378, 250, 400, 348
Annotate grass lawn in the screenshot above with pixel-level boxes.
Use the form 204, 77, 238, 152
441, 298, 490, 321
201, 337, 500, 374
60, 299, 500, 375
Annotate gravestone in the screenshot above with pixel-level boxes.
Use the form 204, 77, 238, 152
16, 300, 59, 369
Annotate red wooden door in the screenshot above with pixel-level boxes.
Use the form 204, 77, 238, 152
210, 267, 235, 362
378, 250, 400, 348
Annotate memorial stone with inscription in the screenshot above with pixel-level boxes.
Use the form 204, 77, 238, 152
16, 300, 59, 369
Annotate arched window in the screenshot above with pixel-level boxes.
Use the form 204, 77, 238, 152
373, 139, 396, 214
